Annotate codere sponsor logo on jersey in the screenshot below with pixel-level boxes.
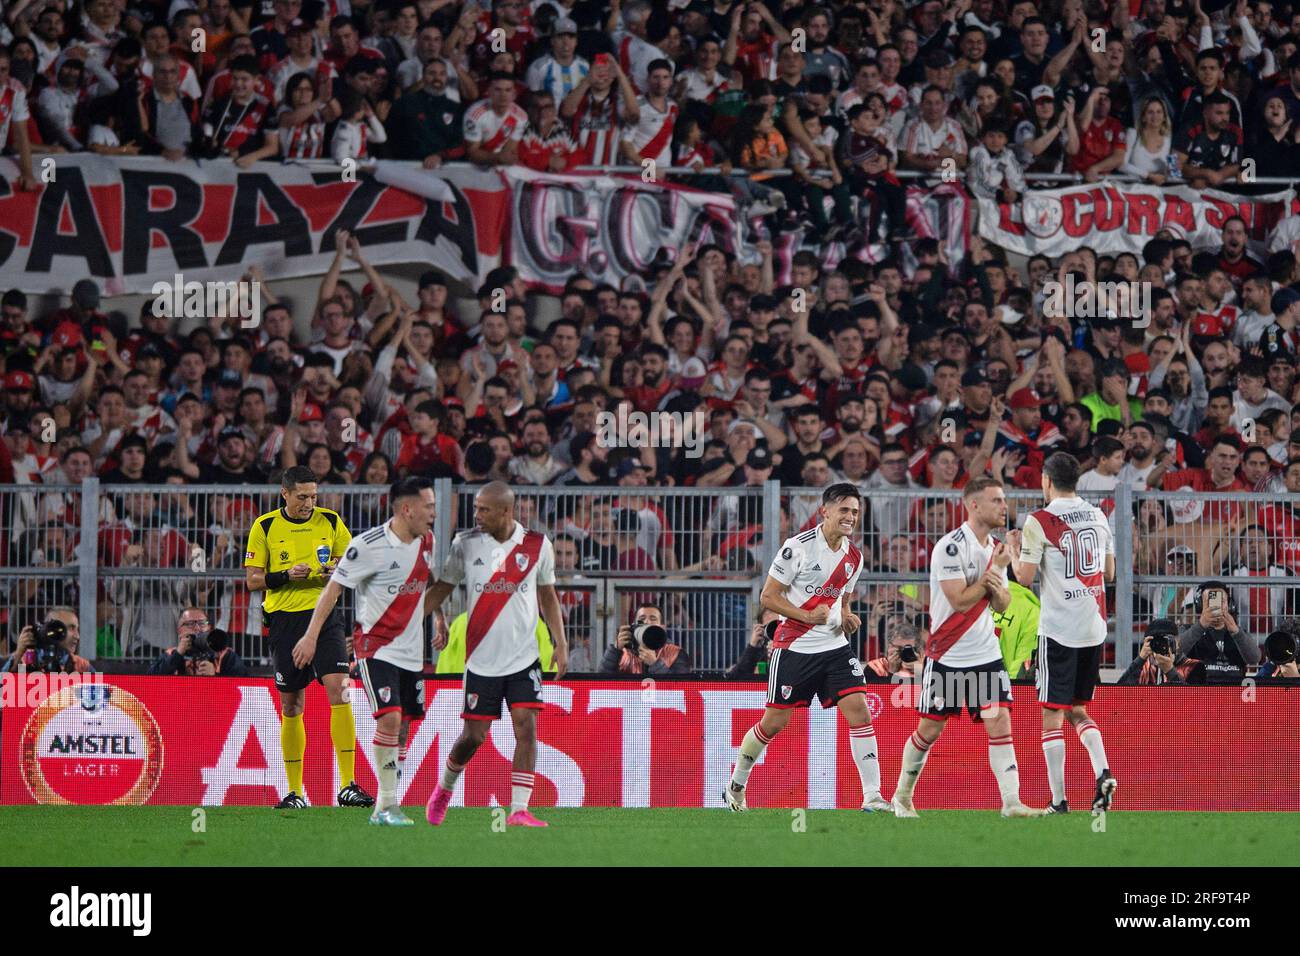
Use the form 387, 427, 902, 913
475, 579, 531, 594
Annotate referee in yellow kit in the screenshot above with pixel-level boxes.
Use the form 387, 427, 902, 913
245, 465, 374, 809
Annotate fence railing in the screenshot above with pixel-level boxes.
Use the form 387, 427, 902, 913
3, 479, 1294, 674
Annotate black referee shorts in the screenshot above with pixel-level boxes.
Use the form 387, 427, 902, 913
268, 608, 349, 693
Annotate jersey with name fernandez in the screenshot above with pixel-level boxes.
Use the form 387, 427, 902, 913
767, 524, 864, 653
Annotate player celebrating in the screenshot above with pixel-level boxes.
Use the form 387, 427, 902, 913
1009, 452, 1117, 815
891, 477, 1041, 819
294, 476, 443, 826
245, 465, 374, 810
422, 481, 568, 827
726, 483, 889, 812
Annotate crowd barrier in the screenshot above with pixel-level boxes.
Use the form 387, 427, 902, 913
3, 674, 1294, 811
3, 481, 1297, 673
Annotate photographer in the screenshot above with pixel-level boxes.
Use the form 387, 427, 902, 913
1177, 582, 1260, 670
147, 608, 250, 677
1256, 630, 1300, 680
1118, 619, 1205, 685
866, 621, 923, 678
727, 610, 778, 679
1, 609, 93, 674
600, 604, 692, 675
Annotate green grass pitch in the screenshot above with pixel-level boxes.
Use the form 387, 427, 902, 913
0, 806, 1291, 866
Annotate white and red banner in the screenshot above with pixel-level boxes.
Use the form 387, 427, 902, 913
3, 675, 1294, 811
0, 157, 508, 295
770, 182, 971, 284
978, 181, 1298, 259
502, 166, 743, 294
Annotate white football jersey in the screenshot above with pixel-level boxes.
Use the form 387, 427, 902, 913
462, 100, 528, 151
1019, 497, 1113, 648
332, 521, 435, 671
621, 96, 678, 167
767, 525, 864, 653
927, 522, 1004, 667
439, 521, 555, 677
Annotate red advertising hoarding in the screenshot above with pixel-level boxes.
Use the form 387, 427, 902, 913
2, 675, 1295, 811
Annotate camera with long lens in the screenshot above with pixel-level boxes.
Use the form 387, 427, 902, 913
186, 627, 225, 664
763, 619, 780, 643
22, 618, 68, 671
630, 623, 667, 654
1264, 630, 1298, 666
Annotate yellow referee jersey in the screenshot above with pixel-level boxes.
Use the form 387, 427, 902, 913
244, 508, 352, 614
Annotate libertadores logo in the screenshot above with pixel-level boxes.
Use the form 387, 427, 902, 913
20, 683, 164, 805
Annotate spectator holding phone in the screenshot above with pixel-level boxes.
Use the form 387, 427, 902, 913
1177, 581, 1260, 668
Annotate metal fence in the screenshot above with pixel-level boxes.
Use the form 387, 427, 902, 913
2, 480, 1293, 676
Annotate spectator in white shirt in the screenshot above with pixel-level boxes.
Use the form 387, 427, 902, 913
1119, 96, 1172, 184
1076, 434, 1126, 493
966, 120, 1026, 202
330, 87, 387, 163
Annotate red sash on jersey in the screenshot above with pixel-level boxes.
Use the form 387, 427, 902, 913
926, 552, 995, 660
464, 530, 545, 665
639, 101, 678, 161
480, 110, 519, 152
353, 531, 433, 659
772, 543, 862, 648
1032, 508, 1107, 622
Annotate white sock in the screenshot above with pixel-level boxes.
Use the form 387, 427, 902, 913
510, 771, 534, 813
730, 724, 774, 789
373, 732, 399, 810
440, 758, 465, 793
1042, 729, 1066, 804
1073, 719, 1110, 777
987, 732, 1021, 806
848, 723, 881, 800
894, 730, 934, 802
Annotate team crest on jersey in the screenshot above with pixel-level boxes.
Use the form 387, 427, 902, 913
515, 553, 530, 571
466, 693, 479, 709
378, 687, 391, 703
781, 685, 792, 699
845, 564, 854, 577
280, 550, 290, 561
443, 112, 454, 125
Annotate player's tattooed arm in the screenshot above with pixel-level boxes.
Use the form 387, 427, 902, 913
424, 580, 456, 639
840, 591, 862, 635
761, 575, 829, 625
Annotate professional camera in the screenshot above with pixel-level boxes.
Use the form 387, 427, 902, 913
1264, 630, 1298, 666
23, 618, 68, 670
1146, 618, 1178, 657
899, 644, 919, 664
629, 623, 667, 653
763, 619, 780, 643
186, 628, 223, 664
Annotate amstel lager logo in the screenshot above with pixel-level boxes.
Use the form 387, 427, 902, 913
20, 683, 163, 805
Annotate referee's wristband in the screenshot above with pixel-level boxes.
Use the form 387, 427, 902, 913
265, 570, 290, 589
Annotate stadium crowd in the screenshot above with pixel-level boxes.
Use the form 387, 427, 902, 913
2, 0, 1300, 677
